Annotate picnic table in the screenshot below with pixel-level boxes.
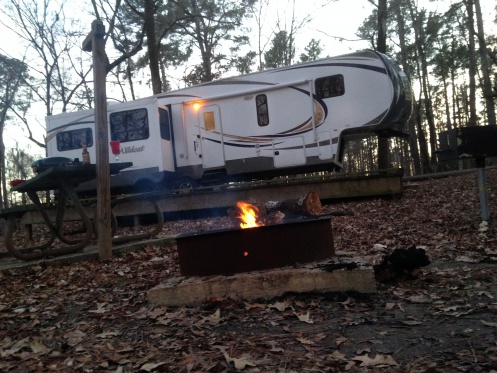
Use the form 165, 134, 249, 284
4, 162, 164, 261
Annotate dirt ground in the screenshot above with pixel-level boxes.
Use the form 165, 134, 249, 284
0, 170, 496, 372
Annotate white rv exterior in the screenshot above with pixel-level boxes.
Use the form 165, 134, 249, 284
46, 50, 412, 193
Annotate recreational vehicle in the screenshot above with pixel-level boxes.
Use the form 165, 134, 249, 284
46, 49, 412, 194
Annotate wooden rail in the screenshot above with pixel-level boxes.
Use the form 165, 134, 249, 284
4, 169, 403, 231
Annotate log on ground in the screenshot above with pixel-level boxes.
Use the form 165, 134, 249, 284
148, 264, 376, 306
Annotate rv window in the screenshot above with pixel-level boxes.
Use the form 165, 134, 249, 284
315, 74, 345, 99
256, 94, 269, 126
203, 111, 215, 131
56, 128, 93, 152
159, 107, 171, 140
110, 108, 149, 143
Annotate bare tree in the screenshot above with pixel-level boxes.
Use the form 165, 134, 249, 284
1, 0, 93, 149
120, 0, 163, 94
95, 0, 193, 94
408, 4, 440, 171
6, 146, 35, 206
0, 54, 31, 208
269, 0, 312, 67
172, 0, 256, 84
250, 0, 271, 71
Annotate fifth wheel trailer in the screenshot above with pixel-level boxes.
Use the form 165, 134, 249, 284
45, 49, 412, 194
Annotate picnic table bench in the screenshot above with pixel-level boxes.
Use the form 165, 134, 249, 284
3, 162, 163, 261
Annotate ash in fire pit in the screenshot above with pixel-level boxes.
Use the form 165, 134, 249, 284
176, 193, 334, 276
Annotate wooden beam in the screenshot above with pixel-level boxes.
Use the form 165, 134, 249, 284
147, 265, 376, 306
83, 20, 112, 260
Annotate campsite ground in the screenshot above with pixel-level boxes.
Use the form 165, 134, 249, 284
0, 169, 496, 372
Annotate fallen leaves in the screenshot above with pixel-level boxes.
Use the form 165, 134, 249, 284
1, 170, 497, 371
352, 353, 399, 367
294, 311, 313, 324
63, 329, 86, 346
327, 349, 399, 370
481, 319, 497, 328
198, 308, 223, 325
223, 352, 257, 370
268, 300, 292, 312
140, 361, 167, 372
0, 336, 51, 358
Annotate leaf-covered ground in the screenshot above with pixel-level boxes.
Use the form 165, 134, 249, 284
1, 170, 497, 372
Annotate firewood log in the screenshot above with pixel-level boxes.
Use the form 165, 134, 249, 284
265, 191, 322, 216
260, 210, 285, 225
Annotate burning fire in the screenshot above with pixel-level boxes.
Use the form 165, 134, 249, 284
235, 201, 262, 229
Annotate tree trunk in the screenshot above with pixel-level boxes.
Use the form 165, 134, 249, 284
451, 56, 459, 127
126, 57, 136, 101
394, 0, 421, 175
0, 129, 5, 209
189, 0, 213, 82
377, 0, 388, 53
474, 0, 496, 125
408, 2, 434, 172
144, 0, 162, 94
464, 0, 478, 126
414, 94, 431, 174
377, 0, 389, 170
419, 52, 437, 167
441, 68, 452, 130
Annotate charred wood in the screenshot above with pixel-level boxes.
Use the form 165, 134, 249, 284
374, 245, 431, 283
265, 191, 322, 216
260, 210, 285, 225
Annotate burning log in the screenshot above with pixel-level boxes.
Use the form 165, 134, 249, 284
229, 201, 265, 228
228, 191, 323, 227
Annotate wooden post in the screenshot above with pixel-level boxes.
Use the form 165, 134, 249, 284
83, 20, 112, 260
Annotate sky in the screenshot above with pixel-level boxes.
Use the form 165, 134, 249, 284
0, 0, 374, 155
0, 0, 495, 156
266, 0, 374, 55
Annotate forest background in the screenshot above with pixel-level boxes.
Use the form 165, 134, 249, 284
0, 0, 495, 209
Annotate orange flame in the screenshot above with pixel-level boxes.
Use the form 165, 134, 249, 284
236, 201, 262, 229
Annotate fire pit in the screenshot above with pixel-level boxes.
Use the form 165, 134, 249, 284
150, 195, 377, 306
176, 215, 334, 276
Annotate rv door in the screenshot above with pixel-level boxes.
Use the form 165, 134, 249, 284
198, 105, 225, 169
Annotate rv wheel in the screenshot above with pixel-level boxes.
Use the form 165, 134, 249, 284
175, 178, 197, 192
